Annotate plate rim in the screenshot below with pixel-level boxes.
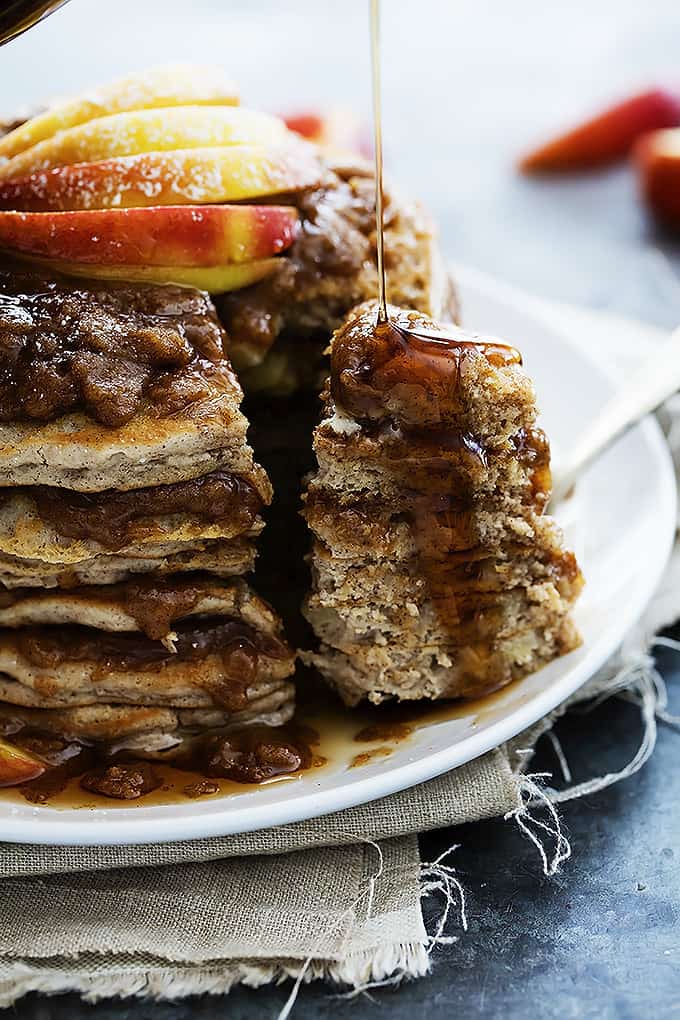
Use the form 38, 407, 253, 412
2, 273, 676, 846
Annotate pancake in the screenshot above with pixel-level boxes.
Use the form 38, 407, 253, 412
0, 574, 282, 636
0, 537, 257, 589
302, 302, 584, 705
0, 688, 296, 759
0, 467, 270, 587
0, 262, 256, 490
0, 407, 257, 491
0, 668, 293, 711
0, 576, 296, 712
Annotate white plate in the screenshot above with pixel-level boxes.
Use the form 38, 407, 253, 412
1, 271, 675, 846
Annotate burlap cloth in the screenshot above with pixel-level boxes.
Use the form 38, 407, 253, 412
1, 288, 678, 1009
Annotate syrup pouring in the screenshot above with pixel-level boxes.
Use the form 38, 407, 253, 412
368, 0, 518, 366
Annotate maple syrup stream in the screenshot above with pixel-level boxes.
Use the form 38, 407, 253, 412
370, 0, 388, 324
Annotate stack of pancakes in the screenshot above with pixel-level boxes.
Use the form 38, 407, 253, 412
0, 130, 585, 773
302, 302, 584, 706
0, 263, 295, 758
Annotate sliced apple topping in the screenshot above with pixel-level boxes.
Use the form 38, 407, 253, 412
0, 205, 298, 265
0, 736, 46, 787
0, 67, 323, 292
0, 107, 290, 182
0, 143, 321, 211
0, 64, 240, 160
14, 254, 283, 293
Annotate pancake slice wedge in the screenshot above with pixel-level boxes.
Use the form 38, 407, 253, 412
302, 301, 584, 705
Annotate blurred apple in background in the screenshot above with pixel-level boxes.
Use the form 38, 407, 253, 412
519, 88, 680, 173
519, 85, 680, 235
284, 107, 372, 158
635, 129, 680, 230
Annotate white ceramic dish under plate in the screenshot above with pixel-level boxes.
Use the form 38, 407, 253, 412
1, 269, 675, 846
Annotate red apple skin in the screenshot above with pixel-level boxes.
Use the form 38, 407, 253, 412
635, 129, 680, 229
520, 88, 680, 173
283, 113, 325, 140
0, 143, 322, 212
0, 206, 299, 266
0, 736, 46, 787
283, 109, 373, 158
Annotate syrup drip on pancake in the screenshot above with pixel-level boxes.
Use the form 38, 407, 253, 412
363, 2, 531, 660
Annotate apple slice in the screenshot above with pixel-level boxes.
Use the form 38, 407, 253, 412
0, 64, 240, 160
0, 205, 298, 266
284, 108, 372, 157
0, 736, 46, 787
283, 112, 325, 141
0, 143, 322, 211
635, 128, 680, 229
0, 107, 289, 182
15, 254, 282, 293
520, 88, 680, 173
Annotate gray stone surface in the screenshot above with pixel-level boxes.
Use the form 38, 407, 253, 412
2, 0, 680, 1016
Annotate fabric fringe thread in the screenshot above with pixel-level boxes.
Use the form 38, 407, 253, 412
502, 645, 678, 877
0, 953, 433, 1010
330, 846, 470, 1003
276, 840, 469, 1017
505, 773, 572, 876
546, 646, 678, 804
